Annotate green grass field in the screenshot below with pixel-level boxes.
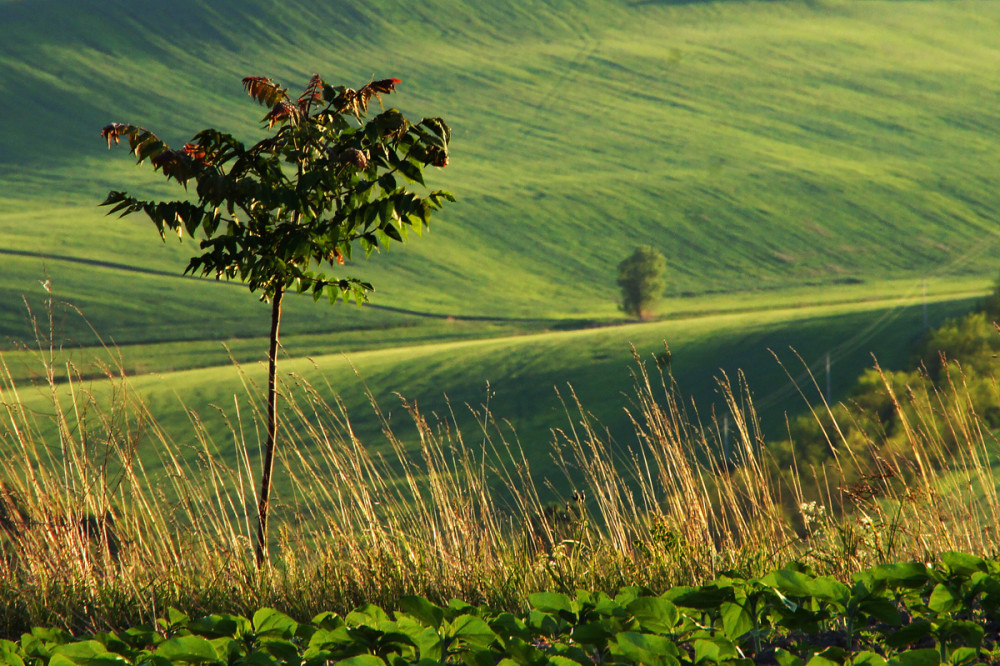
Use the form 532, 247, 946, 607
3, 1, 1000, 338
10, 282, 981, 505
2, 0, 1000, 491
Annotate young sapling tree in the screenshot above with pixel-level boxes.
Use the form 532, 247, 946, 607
100, 74, 453, 567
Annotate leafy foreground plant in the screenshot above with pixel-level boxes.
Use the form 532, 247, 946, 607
7, 553, 1000, 665
99, 73, 454, 567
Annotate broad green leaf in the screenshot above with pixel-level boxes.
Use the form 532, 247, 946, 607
664, 585, 733, 609
611, 632, 680, 666
805, 656, 840, 666
393, 617, 440, 662
942, 619, 984, 648
811, 647, 848, 664
489, 613, 529, 641
209, 636, 243, 663
859, 597, 902, 625
447, 615, 497, 649
927, 584, 959, 614
378, 173, 397, 192
446, 599, 476, 615
382, 223, 403, 242
188, 613, 251, 638
334, 656, 386, 666
887, 620, 933, 648
309, 625, 353, 649
528, 592, 573, 615
398, 596, 444, 629
312, 611, 345, 630
940, 552, 986, 576
569, 621, 613, 647
775, 648, 805, 666
49, 641, 124, 665
31, 627, 74, 643
548, 657, 586, 666
525, 609, 560, 636
887, 649, 940, 666
693, 637, 738, 664
720, 601, 753, 640
870, 563, 932, 588
240, 652, 282, 666
0, 640, 25, 666
614, 586, 647, 607
253, 608, 299, 637
627, 597, 680, 633
165, 607, 190, 629
947, 647, 978, 665
851, 652, 887, 666
256, 638, 300, 663
397, 160, 425, 185
346, 604, 392, 628
378, 198, 393, 225
502, 637, 542, 664
764, 568, 845, 602
155, 635, 219, 663
811, 577, 852, 607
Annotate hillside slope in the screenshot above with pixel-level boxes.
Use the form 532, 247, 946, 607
2, 0, 999, 347
14, 287, 978, 502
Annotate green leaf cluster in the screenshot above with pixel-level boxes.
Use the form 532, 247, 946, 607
100, 75, 454, 305
12, 553, 1000, 665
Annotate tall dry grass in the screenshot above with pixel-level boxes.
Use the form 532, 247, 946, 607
1, 326, 999, 638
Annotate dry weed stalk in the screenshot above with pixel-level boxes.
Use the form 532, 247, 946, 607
0, 333, 999, 635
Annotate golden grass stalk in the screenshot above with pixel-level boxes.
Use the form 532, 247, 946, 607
1, 334, 999, 636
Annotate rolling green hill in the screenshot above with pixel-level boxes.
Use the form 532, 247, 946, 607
2, 0, 1000, 484
2, 0, 1000, 343
13, 285, 985, 503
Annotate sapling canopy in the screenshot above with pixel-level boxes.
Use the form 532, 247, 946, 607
100, 73, 454, 567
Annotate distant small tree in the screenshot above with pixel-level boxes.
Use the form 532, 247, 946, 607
617, 245, 667, 320
100, 74, 453, 567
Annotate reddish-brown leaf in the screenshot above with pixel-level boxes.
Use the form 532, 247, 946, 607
366, 78, 401, 95
148, 149, 197, 183
182, 142, 208, 163
297, 74, 325, 115
242, 76, 288, 107
338, 148, 368, 170
356, 78, 401, 114
329, 87, 361, 117
262, 100, 300, 128
100, 123, 134, 148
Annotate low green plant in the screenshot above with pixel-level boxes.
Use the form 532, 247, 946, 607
9, 555, 1000, 664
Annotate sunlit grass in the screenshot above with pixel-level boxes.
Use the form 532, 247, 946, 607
3, 310, 1000, 636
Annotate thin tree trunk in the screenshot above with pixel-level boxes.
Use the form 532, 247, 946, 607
255, 284, 284, 569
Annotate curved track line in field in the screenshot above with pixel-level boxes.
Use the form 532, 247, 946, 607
1, 248, 192, 280
2, 247, 992, 374
0, 248, 546, 324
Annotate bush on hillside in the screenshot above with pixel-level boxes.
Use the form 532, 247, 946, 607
617, 245, 667, 320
